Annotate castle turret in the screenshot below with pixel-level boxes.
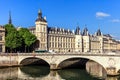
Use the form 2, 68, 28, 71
82, 27, 89, 36
96, 29, 103, 52
75, 26, 82, 52
75, 26, 81, 35
96, 29, 102, 36
35, 10, 48, 51
82, 27, 90, 52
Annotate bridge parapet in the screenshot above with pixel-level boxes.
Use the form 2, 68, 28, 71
0, 51, 120, 55
0, 52, 120, 57
0, 53, 18, 56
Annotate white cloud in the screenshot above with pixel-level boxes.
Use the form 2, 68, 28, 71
96, 12, 110, 18
111, 19, 120, 23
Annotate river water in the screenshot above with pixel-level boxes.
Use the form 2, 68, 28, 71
0, 61, 120, 80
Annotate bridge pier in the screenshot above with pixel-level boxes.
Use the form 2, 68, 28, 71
106, 67, 119, 76
50, 64, 57, 70
50, 64, 60, 70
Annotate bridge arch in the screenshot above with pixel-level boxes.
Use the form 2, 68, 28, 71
56, 56, 107, 73
19, 56, 50, 67
57, 57, 88, 69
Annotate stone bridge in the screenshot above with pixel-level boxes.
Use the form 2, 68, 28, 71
0, 52, 120, 76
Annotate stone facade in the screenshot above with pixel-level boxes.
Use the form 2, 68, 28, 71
48, 27, 75, 52
29, 10, 120, 53
0, 26, 5, 53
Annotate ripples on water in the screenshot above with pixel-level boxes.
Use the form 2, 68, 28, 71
0, 62, 119, 80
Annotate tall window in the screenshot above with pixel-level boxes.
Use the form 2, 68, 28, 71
0, 44, 2, 52
44, 27, 45, 32
0, 36, 2, 41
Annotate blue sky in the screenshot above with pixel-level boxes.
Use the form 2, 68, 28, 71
0, 0, 120, 39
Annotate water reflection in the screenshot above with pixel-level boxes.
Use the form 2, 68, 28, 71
106, 77, 118, 80
0, 67, 18, 80
58, 69, 102, 80
20, 66, 50, 78
0, 63, 119, 80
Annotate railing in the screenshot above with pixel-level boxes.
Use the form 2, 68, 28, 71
0, 51, 120, 56
0, 53, 18, 56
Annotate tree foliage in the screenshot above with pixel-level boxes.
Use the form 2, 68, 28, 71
5, 24, 37, 53
5, 31, 22, 51
5, 24, 22, 52
24, 32, 37, 47
5, 24, 16, 35
18, 28, 37, 52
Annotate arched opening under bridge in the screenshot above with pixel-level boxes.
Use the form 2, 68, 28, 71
20, 57, 50, 67
58, 58, 88, 69
57, 57, 107, 78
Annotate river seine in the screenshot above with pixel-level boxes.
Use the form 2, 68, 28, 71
0, 61, 119, 80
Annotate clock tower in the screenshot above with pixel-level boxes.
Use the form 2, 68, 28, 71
35, 10, 48, 51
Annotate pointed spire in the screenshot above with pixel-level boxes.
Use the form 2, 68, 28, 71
75, 25, 81, 35
38, 9, 42, 19
9, 11, 12, 24
83, 25, 89, 36
38, 9, 41, 13
96, 29, 102, 36
35, 9, 47, 22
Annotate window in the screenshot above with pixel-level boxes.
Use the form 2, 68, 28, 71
44, 27, 45, 31
0, 36, 2, 41
0, 44, 2, 52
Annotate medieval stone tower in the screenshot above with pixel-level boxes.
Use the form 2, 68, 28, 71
35, 10, 48, 51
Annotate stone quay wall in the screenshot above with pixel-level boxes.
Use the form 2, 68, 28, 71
0, 53, 18, 67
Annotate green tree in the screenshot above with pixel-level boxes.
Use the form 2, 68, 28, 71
5, 31, 22, 52
5, 24, 16, 35
18, 28, 37, 52
5, 24, 22, 52
4, 24, 37, 53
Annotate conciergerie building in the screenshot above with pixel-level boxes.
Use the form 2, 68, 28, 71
29, 10, 120, 53
0, 10, 120, 53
